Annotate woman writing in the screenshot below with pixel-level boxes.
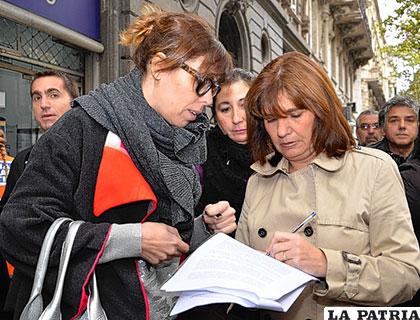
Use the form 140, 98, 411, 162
0, 6, 235, 320
236, 52, 420, 319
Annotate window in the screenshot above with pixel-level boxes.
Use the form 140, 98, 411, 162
179, 0, 199, 12
261, 32, 270, 65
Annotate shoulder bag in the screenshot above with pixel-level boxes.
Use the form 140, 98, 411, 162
20, 218, 107, 320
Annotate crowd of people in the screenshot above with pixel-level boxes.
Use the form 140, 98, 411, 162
0, 4, 419, 320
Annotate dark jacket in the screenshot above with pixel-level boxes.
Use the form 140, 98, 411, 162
0, 146, 32, 320
398, 158, 420, 306
0, 107, 149, 319
0, 146, 32, 213
181, 127, 255, 320
369, 138, 414, 166
196, 126, 253, 224
1, 67, 213, 319
401, 158, 420, 240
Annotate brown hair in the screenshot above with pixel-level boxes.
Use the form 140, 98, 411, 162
246, 51, 355, 164
211, 68, 255, 117
31, 70, 78, 99
120, 4, 233, 83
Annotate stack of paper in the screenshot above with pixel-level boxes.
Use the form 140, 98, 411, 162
161, 233, 317, 316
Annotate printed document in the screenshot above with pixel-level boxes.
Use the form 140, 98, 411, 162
161, 233, 317, 315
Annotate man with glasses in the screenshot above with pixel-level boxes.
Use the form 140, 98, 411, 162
356, 110, 383, 146
369, 96, 419, 166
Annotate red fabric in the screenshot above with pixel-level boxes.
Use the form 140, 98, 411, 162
94, 146, 157, 217
72, 226, 112, 320
75, 133, 158, 319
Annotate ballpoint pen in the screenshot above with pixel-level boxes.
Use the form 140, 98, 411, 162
266, 211, 317, 256
290, 211, 317, 233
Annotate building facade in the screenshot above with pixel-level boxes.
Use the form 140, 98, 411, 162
354, 0, 396, 113
110, 0, 392, 124
0, 0, 393, 154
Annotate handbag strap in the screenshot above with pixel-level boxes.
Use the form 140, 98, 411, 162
39, 220, 84, 320
86, 273, 108, 320
20, 217, 72, 320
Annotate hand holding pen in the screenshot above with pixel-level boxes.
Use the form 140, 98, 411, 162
289, 211, 317, 233
203, 200, 237, 235
266, 211, 317, 256
265, 211, 327, 277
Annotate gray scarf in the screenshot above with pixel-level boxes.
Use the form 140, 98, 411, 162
75, 69, 209, 242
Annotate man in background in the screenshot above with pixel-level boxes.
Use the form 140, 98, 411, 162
355, 109, 383, 146
0, 70, 77, 319
0, 70, 77, 211
369, 96, 419, 166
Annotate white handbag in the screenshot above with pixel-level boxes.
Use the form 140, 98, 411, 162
20, 218, 107, 320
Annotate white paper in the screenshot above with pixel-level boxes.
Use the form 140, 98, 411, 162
170, 285, 306, 316
161, 233, 316, 314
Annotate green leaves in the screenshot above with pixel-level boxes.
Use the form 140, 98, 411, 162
380, 0, 420, 99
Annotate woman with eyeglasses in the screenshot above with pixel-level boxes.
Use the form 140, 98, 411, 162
0, 5, 235, 320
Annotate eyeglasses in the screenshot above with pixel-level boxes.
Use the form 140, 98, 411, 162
180, 63, 221, 98
358, 123, 380, 130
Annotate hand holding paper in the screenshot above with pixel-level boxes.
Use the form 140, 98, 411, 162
161, 233, 317, 316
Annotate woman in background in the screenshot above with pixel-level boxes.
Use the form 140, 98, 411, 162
180, 69, 256, 320
196, 68, 255, 232
236, 51, 420, 319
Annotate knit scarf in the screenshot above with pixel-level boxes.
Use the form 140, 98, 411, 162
75, 69, 209, 242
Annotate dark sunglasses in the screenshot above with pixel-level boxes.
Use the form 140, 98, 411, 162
180, 63, 221, 98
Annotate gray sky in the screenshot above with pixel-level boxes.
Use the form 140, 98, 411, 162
377, 0, 399, 45
377, 0, 397, 20
377, 0, 409, 91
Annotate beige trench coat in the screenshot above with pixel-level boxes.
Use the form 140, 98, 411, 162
236, 147, 420, 320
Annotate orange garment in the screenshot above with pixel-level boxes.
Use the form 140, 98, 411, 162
0, 155, 13, 199
0, 155, 14, 277
94, 131, 157, 217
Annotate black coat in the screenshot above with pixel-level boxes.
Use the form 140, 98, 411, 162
0, 107, 149, 319
0, 147, 32, 320
0, 146, 32, 213
196, 126, 253, 225
369, 138, 415, 166
181, 127, 255, 320
400, 159, 420, 243
399, 158, 420, 306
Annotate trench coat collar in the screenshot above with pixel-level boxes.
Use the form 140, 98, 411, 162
251, 151, 347, 176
